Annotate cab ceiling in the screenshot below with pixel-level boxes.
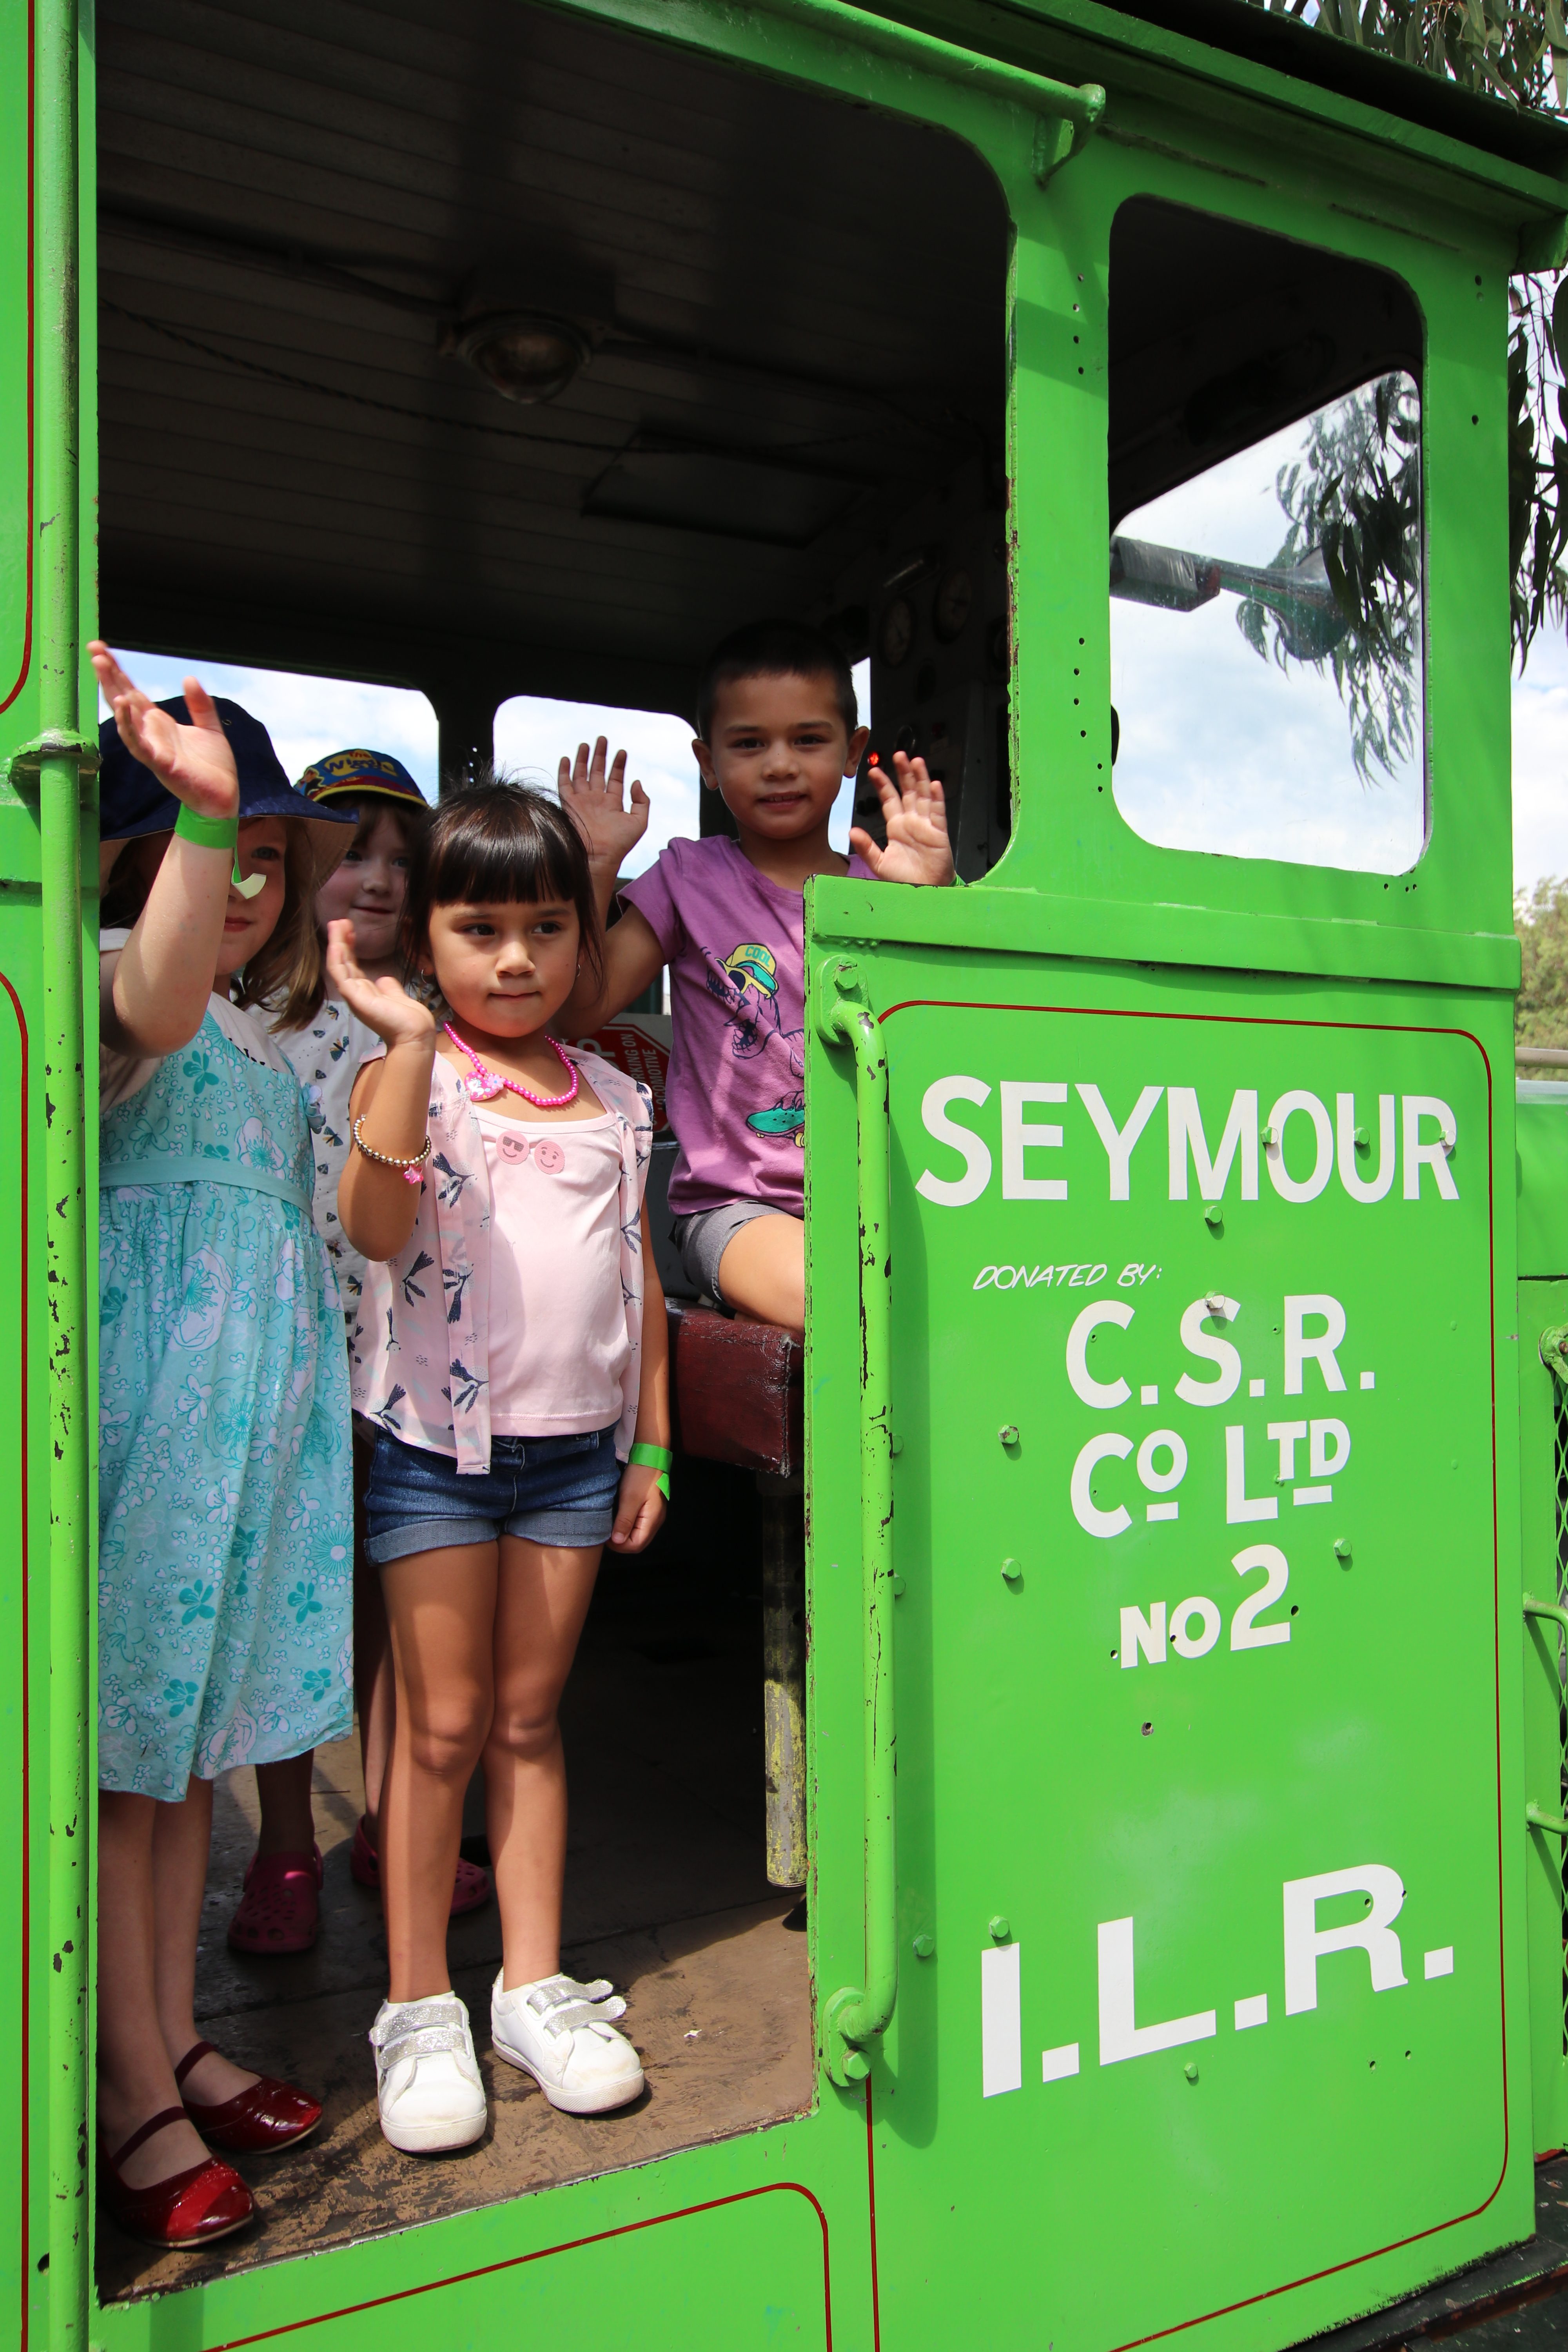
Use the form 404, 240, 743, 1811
96, 0, 1009, 724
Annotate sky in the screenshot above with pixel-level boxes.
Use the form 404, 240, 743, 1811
99, 656, 871, 875
1111, 390, 1425, 877
99, 622, 1568, 900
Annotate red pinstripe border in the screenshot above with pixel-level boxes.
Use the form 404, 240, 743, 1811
878, 994, 1508, 2345
181, 2181, 833, 2351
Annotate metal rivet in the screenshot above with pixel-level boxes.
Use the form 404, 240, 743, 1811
1203, 1204, 1223, 1228
998, 1424, 1019, 1446
889, 1433, 904, 1457
1334, 1538, 1352, 1564
913, 1933, 935, 1958
1184, 2061, 1199, 2083
891, 1573, 907, 1598
1001, 1558, 1022, 1583
1261, 1124, 1279, 1148
1354, 1125, 1370, 1149
989, 1915, 1011, 1942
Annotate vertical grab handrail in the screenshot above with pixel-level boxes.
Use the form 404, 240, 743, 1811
36, 0, 93, 2338
816, 960, 897, 2087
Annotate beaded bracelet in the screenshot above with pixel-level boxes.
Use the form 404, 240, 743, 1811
350, 1116, 432, 1187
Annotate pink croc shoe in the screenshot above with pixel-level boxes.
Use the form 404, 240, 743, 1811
227, 1846, 323, 1955
350, 1815, 492, 1918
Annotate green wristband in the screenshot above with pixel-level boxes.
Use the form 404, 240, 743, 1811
174, 804, 238, 851
629, 1442, 672, 1500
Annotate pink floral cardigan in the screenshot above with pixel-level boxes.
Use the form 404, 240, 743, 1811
349, 1044, 653, 1474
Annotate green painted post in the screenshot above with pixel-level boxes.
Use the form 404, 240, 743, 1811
817, 970, 897, 2085
36, 0, 91, 2337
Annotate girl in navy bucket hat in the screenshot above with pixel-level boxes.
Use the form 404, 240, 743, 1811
92, 646, 356, 2253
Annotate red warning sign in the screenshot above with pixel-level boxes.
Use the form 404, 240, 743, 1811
566, 1015, 671, 1137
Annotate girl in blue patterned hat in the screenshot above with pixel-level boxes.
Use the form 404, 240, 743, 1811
91, 646, 356, 2254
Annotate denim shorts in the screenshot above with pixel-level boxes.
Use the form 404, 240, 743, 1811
363, 1426, 622, 1564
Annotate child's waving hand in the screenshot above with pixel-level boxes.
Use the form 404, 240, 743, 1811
89, 644, 240, 821
558, 735, 649, 875
849, 750, 956, 887
325, 919, 436, 1050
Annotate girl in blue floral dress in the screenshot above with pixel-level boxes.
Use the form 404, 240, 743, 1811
91, 646, 356, 2253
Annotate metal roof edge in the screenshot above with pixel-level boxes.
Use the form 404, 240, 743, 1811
868, 0, 1568, 215
1069, 0, 1568, 178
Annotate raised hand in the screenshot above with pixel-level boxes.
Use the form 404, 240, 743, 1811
558, 735, 650, 874
325, 919, 436, 1051
849, 752, 956, 887
89, 643, 240, 821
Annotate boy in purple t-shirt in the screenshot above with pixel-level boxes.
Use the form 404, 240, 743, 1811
557, 619, 953, 1334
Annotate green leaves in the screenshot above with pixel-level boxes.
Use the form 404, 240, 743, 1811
1235, 375, 1422, 782
1236, 0, 1550, 112
1516, 877, 1568, 1043
1237, 0, 1567, 669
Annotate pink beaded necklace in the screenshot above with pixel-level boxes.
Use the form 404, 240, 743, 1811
443, 1023, 579, 1109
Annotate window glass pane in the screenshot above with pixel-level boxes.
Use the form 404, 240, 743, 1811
1109, 372, 1423, 873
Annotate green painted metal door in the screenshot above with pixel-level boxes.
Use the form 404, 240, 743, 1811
804, 90, 1537, 2352
807, 936, 1527, 2352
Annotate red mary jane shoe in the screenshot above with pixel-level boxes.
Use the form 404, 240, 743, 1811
99, 2108, 254, 2250
175, 2040, 322, 2155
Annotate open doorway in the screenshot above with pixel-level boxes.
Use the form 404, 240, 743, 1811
94, 0, 1009, 2297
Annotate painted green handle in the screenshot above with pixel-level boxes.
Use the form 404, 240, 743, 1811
37, 0, 92, 2339
739, 0, 1105, 150
818, 981, 897, 2087
1523, 1599, 1568, 1839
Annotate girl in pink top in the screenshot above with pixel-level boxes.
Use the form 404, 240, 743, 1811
326, 785, 670, 2156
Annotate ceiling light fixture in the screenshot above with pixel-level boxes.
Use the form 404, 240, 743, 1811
442, 311, 592, 405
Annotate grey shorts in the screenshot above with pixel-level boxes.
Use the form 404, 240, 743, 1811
671, 1200, 794, 1307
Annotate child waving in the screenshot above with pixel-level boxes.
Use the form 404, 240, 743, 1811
93, 650, 356, 2250
330, 782, 669, 2155
557, 619, 953, 1334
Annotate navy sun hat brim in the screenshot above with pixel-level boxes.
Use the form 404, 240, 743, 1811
98, 697, 358, 871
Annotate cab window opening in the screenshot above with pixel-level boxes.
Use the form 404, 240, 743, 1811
93, 0, 1009, 2299
1107, 197, 1426, 876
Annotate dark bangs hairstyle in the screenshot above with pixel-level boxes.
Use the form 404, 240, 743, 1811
400, 780, 604, 995
695, 618, 858, 744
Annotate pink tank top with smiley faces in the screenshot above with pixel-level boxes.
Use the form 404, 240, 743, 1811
469, 1103, 631, 1438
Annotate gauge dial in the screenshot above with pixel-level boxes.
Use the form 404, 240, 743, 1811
879, 595, 915, 669
933, 567, 973, 641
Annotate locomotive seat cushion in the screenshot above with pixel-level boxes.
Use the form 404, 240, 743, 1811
665, 1298, 802, 1479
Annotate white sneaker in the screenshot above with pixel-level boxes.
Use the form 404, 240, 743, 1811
369, 1992, 487, 2153
490, 1971, 645, 2114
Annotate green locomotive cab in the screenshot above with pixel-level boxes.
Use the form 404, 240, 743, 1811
4, 0, 1568, 2343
